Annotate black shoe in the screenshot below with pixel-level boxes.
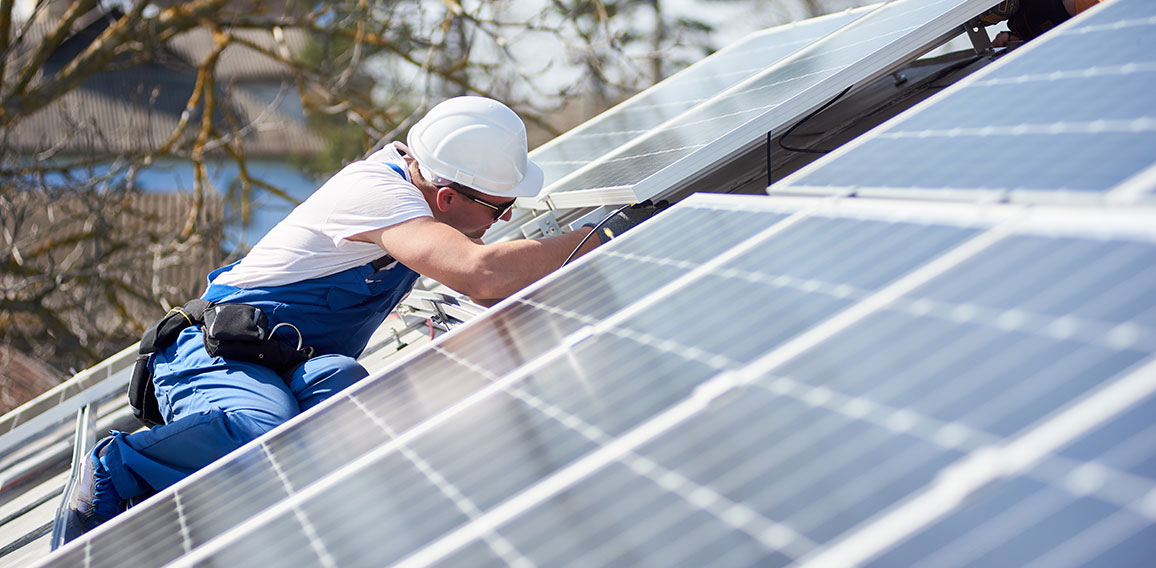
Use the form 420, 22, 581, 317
71, 437, 125, 532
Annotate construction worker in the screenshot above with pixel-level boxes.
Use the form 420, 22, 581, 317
974, 0, 1104, 46
69, 96, 660, 537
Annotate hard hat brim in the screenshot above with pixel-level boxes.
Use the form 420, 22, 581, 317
505, 158, 545, 199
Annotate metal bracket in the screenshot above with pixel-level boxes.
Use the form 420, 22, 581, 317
521, 211, 561, 239
964, 22, 994, 57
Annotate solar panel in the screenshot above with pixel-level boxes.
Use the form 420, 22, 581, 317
536, 0, 997, 210
530, 6, 875, 188
40, 188, 1155, 567
772, 0, 1156, 204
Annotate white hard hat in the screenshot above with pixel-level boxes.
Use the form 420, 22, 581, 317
406, 96, 544, 198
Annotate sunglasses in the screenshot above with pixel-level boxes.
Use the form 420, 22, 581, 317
451, 186, 517, 220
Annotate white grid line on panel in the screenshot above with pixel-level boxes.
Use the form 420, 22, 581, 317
437, 339, 820, 561
762, 374, 994, 453
292, 508, 337, 568
263, 444, 337, 568
798, 354, 1156, 567
261, 444, 296, 494
876, 118, 1156, 139
173, 491, 193, 555
603, 326, 743, 371
1065, 13, 1156, 35
972, 61, 1156, 87
348, 397, 534, 568
598, 250, 701, 272
515, 298, 601, 327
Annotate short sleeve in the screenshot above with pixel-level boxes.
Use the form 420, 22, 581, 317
318, 161, 433, 246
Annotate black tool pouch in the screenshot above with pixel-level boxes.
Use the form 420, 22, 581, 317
202, 304, 311, 374
128, 299, 213, 428
128, 354, 163, 427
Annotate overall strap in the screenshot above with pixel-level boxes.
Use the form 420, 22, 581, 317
373, 161, 406, 271
385, 162, 406, 179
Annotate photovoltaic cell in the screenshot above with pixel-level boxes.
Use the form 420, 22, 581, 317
543, 0, 993, 206
518, 207, 786, 320
774, 0, 1156, 202
531, 7, 873, 188
615, 216, 978, 365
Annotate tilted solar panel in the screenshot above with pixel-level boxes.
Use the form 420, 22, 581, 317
537, 0, 998, 209
530, 6, 875, 188
771, 0, 1156, 204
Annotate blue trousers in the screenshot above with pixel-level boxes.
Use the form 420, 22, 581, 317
101, 327, 367, 499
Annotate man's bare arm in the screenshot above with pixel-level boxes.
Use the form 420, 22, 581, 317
351, 217, 598, 302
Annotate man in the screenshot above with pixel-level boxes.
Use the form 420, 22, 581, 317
70, 96, 657, 536
973, 0, 1103, 46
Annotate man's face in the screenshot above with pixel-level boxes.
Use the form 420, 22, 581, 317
442, 185, 516, 239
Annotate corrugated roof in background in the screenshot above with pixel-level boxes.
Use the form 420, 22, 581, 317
2, 12, 323, 158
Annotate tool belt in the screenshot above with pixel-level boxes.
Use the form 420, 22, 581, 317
128, 300, 315, 427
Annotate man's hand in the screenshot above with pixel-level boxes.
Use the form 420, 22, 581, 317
586, 201, 668, 244
971, 0, 1073, 41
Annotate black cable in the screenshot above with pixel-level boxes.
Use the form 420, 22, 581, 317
777, 84, 855, 154
766, 130, 773, 187
562, 202, 635, 267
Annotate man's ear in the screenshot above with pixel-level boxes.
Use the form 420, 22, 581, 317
434, 186, 455, 212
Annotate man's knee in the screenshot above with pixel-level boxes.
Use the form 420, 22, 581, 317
221, 408, 286, 445
290, 355, 368, 411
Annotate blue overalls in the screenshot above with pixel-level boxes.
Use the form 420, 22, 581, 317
100, 257, 420, 499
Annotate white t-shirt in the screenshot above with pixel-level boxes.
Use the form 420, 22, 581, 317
214, 143, 432, 288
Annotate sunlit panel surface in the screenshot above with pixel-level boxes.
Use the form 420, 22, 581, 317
774, 0, 1156, 203
531, 6, 873, 187
46, 192, 1155, 568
